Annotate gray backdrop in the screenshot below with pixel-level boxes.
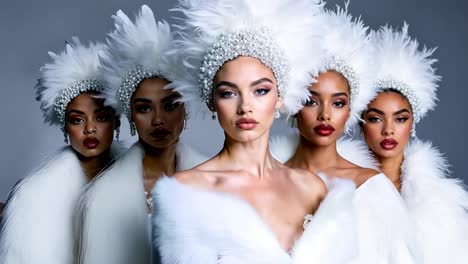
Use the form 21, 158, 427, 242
1, 0, 467, 199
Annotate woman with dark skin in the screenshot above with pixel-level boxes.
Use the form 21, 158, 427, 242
0, 39, 121, 264
361, 24, 468, 264
75, 6, 206, 264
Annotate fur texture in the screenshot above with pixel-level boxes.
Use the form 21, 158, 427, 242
400, 139, 468, 263
153, 176, 356, 263
35, 38, 107, 125
0, 144, 124, 264
100, 5, 176, 115
75, 142, 207, 264
372, 23, 441, 122
170, 0, 325, 117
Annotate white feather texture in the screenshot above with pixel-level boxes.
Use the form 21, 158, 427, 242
35, 38, 106, 126
153, 176, 357, 263
372, 23, 441, 122
170, 0, 326, 117
75, 142, 208, 264
100, 5, 176, 115
319, 5, 376, 133
400, 139, 468, 264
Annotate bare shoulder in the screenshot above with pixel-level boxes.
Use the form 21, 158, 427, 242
174, 168, 219, 189
288, 167, 327, 199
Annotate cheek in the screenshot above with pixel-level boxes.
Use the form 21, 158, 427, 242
297, 107, 317, 126
363, 124, 382, 145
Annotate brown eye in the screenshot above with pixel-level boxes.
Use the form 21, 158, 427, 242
68, 117, 84, 125
135, 104, 151, 113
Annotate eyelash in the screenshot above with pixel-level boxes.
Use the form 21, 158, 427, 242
164, 101, 181, 111
136, 105, 151, 113
254, 88, 270, 96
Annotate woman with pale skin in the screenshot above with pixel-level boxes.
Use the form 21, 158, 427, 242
0, 39, 122, 264
361, 24, 468, 264
152, 0, 359, 263
75, 6, 206, 264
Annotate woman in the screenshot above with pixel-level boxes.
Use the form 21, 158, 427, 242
75, 6, 206, 264
362, 24, 468, 263
271, 6, 417, 263
0, 38, 121, 263
152, 0, 357, 263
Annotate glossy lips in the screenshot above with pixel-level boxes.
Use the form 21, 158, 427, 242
380, 138, 398, 150
83, 137, 100, 149
235, 118, 258, 130
314, 124, 335, 136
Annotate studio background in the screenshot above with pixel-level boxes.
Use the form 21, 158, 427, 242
0, 0, 466, 199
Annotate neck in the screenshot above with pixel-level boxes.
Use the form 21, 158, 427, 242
78, 149, 113, 182
140, 139, 178, 179
289, 135, 340, 172
377, 153, 403, 191
218, 131, 276, 178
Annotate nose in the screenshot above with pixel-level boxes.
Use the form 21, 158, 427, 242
317, 105, 331, 121
382, 122, 395, 136
84, 120, 97, 135
152, 107, 164, 126
237, 93, 253, 115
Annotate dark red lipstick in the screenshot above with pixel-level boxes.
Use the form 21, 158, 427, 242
380, 138, 398, 150
235, 118, 258, 130
150, 128, 171, 140
314, 124, 335, 136
83, 137, 100, 149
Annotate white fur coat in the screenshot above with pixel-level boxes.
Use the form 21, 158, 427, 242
75, 142, 207, 264
0, 144, 124, 264
400, 139, 468, 264
270, 132, 418, 263
153, 176, 357, 264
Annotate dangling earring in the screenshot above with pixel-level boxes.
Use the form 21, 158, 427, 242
183, 112, 189, 130
211, 111, 216, 120
274, 107, 280, 119
411, 123, 416, 138
289, 116, 297, 128
63, 132, 69, 144
115, 127, 120, 141
130, 121, 136, 136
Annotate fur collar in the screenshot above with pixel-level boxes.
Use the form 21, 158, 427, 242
153, 177, 357, 264
76, 141, 207, 264
400, 139, 468, 264
270, 131, 378, 170
0, 144, 124, 264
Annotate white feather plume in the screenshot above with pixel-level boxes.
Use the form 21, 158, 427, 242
319, 4, 377, 134
35, 38, 107, 125
372, 23, 441, 122
170, 0, 326, 117
100, 5, 176, 115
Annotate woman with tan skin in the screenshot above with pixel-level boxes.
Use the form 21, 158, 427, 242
272, 7, 417, 263
152, 0, 358, 263
75, 6, 206, 264
0, 39, 121, 264
361, 24, 468, 264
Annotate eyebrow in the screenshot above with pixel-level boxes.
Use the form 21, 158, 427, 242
310, 91, 349, 98
161, 94, 181, 103
214, 78, 274, 90
366, 108, 411, 116
132, 98, 152, 103
67, 109, 84, 115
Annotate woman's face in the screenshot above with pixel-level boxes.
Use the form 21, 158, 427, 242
296, 71, 351, 147
362, 91, 413, 159
212, 56, 281, 143
65, 93, 117, 158
131, 78, 185, 149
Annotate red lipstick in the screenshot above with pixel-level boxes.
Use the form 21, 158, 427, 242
380, 138, 398, 150
150, 128, 171, 140
83, 137, 100, 149
235, 118, 258, 130
314, 124, 335, 136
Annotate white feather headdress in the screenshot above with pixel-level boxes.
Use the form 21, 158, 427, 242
372, 23, 440, 123
170, 0, 326, 117
318, 4, 376, 133
100, 5, 176, 134
35, 37, 106, 128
